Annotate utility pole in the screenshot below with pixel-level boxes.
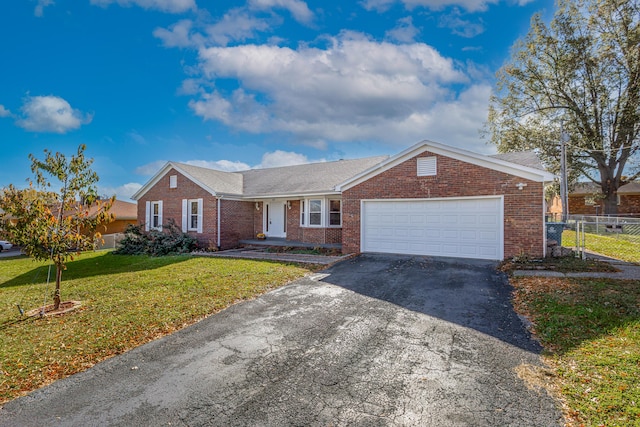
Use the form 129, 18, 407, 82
560, 125, 569, 222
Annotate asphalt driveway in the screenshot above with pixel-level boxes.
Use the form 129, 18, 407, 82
0, 254, 562, 426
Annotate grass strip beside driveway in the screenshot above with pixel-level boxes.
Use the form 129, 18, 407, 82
0, 251, 314, 404
512, 276, 640, 426
562, 230, 640, 263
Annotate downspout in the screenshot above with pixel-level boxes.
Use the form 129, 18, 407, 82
217, 195, 223, 250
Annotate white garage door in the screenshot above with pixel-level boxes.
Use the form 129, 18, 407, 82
362, 197, 503, 260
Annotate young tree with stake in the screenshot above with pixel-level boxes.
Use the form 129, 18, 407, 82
0, 145, 114, 311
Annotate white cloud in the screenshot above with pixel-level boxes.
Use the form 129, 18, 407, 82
90, 0, 196, 13
362, 0, 499, 13
135, 160, 167, 176
249, 0, 314, 24
127, 130, 147, 144
186, 32, 488, 147
154, 19, 199, 48
257, 150, 313, 168
386, 16, 420, 43
184, 159, 251, 171
0, 105, 11, 118
360, 0, 396, 12
204, 9, 272, 46
16, 95, 92, 133
34, 0, 54, 17
100, 182, 143, 200
154, 10, 272, 48
439, 9, 484, 37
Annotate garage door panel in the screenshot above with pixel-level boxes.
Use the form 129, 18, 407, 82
362, 198, 503, 260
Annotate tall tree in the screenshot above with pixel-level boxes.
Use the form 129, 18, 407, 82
487, 0, 640, 214
0, 145, 114, 310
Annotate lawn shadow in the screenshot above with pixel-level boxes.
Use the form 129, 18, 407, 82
0, 252, 193, 289
319, 254, 542, 353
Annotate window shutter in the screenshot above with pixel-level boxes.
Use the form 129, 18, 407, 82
145, 201, 150, 232
197, 198, 203, 234
157, 201, 163, 230
181, 199, 188, 232
417, 157, 437, 176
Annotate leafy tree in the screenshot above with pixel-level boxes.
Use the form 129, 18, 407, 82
487, 0, 640, 214
0, 145, 114, 310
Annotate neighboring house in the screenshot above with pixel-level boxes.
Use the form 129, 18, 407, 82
551, 182, 640, 217
90, 199, 138, 234
132, 141, 555, 260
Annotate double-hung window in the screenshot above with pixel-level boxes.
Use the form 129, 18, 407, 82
145, 200, 163, 231
189, 200, 199, 231
329, 200, 341, 226
309, 199, 322, 226
300, 198, 342, 227
181, 198, 203, 233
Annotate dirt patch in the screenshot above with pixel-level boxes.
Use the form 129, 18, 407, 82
26, 301, 82, 317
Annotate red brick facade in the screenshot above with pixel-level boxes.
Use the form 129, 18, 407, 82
284, 200, 342, 245
137, 151, 548, 259
568, 194, 640, 216
342, 152, 545, 259
137, 168, 257, 250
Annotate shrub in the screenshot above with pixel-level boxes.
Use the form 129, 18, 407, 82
114, 219, 197, 256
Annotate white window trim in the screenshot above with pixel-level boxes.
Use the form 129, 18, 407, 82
169, 175, 177, 188
308, 198, 323, 227
328, 199, 342, 227
182, 198, 203, 233
299, 198, 342, 228
146, 200, 163, 231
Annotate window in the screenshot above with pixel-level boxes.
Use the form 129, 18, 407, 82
300, 198, 342, 227
152, 202, 160, 228
182, 198, 203, 233
584, 196, 596, 206
309, 199, 322, 226
189, 200, 199, 230
169, 175, 177, 188
417, 157, 437, 176
146, 200, 162, 231
329, 199, 341, 226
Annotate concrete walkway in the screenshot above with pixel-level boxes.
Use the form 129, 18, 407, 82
194, 248, 353, 265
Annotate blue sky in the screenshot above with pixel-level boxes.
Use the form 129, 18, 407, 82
0, 0, 553, 201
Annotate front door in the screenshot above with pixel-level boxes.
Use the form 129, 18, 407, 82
265, 201, 287, 238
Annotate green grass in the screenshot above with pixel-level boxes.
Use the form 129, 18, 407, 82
513, 276, 640, 426
0, 251, 314, 403
562, 230, 640, 263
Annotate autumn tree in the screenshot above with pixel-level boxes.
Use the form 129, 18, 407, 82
487, 0, 640, 214
0, 145, 114, 310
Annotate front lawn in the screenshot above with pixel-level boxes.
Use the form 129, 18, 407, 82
562, 230, 640, 263
0, 251, 314, 404
512, 276, 640, 426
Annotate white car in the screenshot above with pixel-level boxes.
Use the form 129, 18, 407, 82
0, 240, 13, 251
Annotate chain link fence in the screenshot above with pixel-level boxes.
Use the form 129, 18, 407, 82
560, 215, 640, 261
96, 233, 125, 250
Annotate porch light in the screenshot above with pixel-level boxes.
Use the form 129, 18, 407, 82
287, 201, 291, 210
255, 202, 260, 210
516, 182, 527, 190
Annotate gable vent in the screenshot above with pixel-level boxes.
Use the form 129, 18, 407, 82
417, 157, 437, 176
